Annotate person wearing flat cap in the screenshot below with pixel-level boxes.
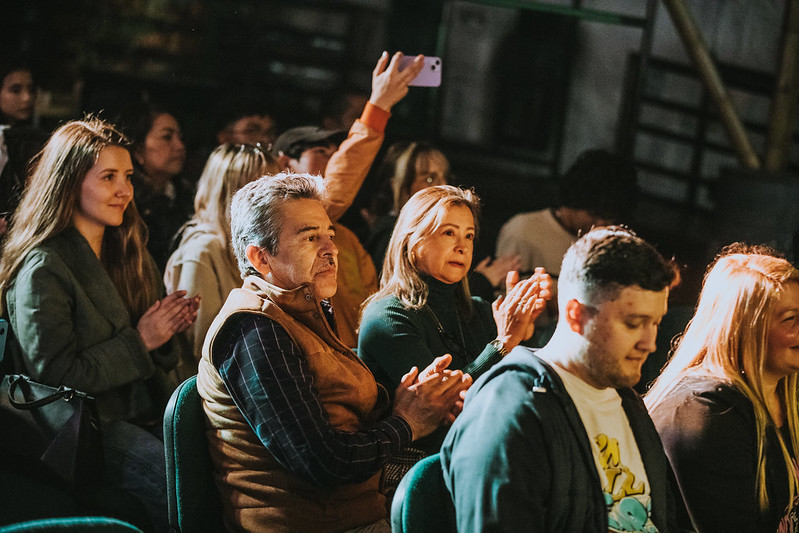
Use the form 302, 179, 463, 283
272, 126, 347, 175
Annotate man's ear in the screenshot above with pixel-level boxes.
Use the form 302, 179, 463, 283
564, 299, 588, 334
276, 154, 292, 171
245, 244, 271, 277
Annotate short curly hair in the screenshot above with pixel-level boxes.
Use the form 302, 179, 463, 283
558, 226, 677, 307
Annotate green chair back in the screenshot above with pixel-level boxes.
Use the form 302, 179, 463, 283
163, 376, 224, 533
0, 516, 141, 532
390, 453, 456, 533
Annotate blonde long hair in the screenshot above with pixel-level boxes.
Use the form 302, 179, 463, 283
0, 117, 158, 322
363, 185, 479, 315
185, 143, 279, 268
645, 245, 799, 511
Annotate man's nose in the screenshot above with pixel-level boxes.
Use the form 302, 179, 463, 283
639, 324, 658, 354
320, 238, 338, 256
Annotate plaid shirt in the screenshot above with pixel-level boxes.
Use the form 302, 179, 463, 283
213, 305, 412, 487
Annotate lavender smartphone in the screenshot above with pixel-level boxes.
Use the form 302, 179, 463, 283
399, 56, 442, 87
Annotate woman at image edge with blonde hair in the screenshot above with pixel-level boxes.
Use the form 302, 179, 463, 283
646, 245, 799, 532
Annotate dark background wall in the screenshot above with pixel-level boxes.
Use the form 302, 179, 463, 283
3, 0, 797, 307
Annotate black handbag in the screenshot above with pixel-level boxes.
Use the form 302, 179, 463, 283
0, 374, 104, 490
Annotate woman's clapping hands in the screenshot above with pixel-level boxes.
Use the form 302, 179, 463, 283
492, 267, 553, 353
137, 290, 201, 351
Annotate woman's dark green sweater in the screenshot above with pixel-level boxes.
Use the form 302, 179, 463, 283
358, 276, 503, 395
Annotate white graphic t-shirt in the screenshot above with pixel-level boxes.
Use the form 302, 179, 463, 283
553, 365, 659, 533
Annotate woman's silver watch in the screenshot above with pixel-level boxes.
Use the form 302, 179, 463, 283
489, 338, 509, 356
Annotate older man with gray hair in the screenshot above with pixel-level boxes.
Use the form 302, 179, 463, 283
197, 172, 468, 533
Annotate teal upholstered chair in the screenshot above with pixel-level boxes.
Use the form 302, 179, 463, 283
163, 376, 224, 533
0, 517, 141, 532
390, 453, 456, 533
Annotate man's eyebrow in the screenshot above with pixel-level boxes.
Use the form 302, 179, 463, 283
625, 313, 663, 320
295, 224, 336, 235
295, 225, 319, 235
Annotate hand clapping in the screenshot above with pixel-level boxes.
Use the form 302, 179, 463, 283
392, 354, 472, 440
492, 267, 553, 353
136, 290, 200, 351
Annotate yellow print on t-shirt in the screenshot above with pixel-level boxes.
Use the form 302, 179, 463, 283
595, 433, 658, 533
596, 433, 645, 499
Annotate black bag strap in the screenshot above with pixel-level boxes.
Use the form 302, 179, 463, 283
6, 374, 81, 410
0, 317, 21, 378
0, 318, 8, 374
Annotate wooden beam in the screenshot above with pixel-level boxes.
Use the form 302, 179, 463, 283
661, 0, 761, 169
765, 0, 799, 171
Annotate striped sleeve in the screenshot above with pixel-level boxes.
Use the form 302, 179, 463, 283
214, 312, 412, 487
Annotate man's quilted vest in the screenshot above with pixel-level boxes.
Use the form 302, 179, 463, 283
197, 276, 388, 532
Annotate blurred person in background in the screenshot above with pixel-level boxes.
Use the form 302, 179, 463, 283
117, 101, 192, 271
165, 143, 280, 377
0, 57, 46, 241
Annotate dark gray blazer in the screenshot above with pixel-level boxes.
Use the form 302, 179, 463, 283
5, 226, 178, 423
